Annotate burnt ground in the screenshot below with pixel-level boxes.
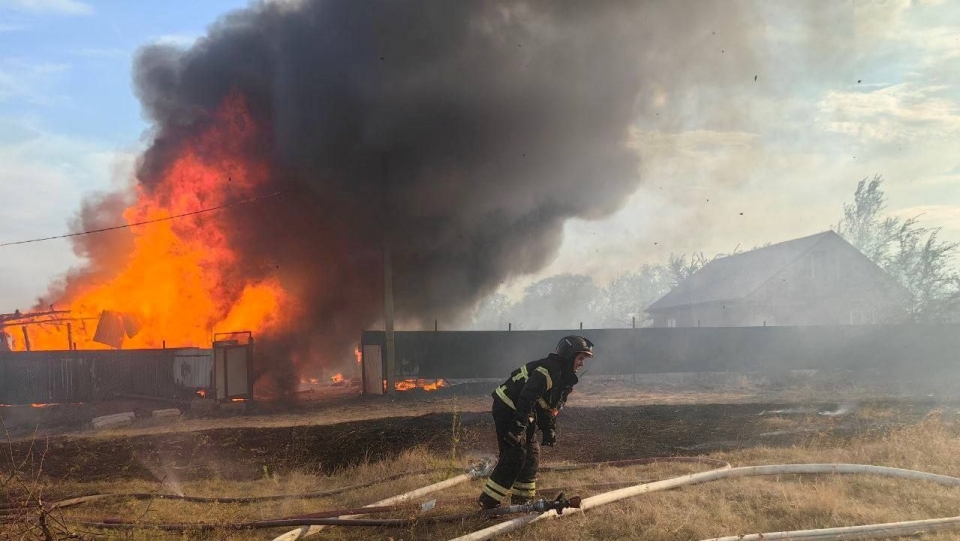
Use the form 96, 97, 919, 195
3, 401, 941, 483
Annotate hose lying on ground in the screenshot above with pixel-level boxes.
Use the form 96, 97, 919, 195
61, 458, 716, 536
702, 515, 960, 541
36, 467, 455, 511
269, 460, 493, 541
73, 500, 559, 531
13, 456, 673, 515
449, 463, 960, 541
22, 457, 960, 541
0, 458, 667, 530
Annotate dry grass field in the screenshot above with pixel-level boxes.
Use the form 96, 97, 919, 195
4, 376, 960, 540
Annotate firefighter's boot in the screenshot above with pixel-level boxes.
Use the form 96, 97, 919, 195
478, 492, 501, 510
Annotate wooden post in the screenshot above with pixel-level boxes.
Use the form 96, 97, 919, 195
67, 323, 73, 350
632, 316, 636, 329
21, 326, 30, 351
508, 323, 512, 331
580, 322, 583, 330
384, 245, 396, 397
162, 340, 166, 349
435, 319, 438, 332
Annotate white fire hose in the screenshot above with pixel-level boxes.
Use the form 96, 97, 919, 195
270, 459, 494, 541
450, 463, 960, 541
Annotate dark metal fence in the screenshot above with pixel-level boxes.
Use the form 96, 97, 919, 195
0, 349, 186, 404
362, 324, 960, 379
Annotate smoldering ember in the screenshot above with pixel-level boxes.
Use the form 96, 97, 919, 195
1, 1, 960, 540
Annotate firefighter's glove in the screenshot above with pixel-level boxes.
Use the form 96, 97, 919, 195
504, 420, 526, 447
542, 428, 557, 447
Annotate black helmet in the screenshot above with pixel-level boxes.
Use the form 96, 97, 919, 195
556, 335, 594, 361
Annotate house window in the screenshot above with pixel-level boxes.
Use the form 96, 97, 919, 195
666, 318, 677, 328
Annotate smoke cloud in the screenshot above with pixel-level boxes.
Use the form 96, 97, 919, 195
64, 0, 756, 379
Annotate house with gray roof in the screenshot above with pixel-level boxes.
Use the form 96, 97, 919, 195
646, 231, 909, 327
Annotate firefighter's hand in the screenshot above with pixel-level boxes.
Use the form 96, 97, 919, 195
504, 420, 525, 447
542, 428, 557, 447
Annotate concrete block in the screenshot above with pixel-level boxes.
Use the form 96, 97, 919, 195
191, 398, 216, 413
92, 412, 135, 430
219, 401, 246, 414
92, 412, 135, 423
152, 408, 181, 419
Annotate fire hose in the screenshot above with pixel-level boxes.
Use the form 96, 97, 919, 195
268, 458, 495, 541
268, 457, 729, 540
10, 458, 960, 541
71, 493, 582, 531
34, 467, 456, 511
9, 457, 684, 534
449, 463, 960, 541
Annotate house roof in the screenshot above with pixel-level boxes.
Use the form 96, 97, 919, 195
647, 231, 837, 312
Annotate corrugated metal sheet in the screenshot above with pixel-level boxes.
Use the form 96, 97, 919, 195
363, 324, 960, 379
173, 348, 213, 388
0, 349, 192, 404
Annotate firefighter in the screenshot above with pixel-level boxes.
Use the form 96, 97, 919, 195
478, 335, 594, 509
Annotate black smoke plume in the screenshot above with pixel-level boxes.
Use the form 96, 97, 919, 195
72, 0, 753, 384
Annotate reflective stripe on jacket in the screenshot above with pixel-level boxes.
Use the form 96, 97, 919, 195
492, 353, 574, 427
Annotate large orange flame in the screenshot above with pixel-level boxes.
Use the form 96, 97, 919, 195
12, 94, 292, 351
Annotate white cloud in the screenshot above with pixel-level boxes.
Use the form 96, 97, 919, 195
0, 116, 136, 311
2, 0, 92, 16
153, 34, 200, 48
913, 26, 960, 63
0, 58, 71, 105
817, 83, 960, 143
891, 204, 960, 232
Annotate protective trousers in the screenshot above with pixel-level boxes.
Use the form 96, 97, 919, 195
481, 408, 540, 505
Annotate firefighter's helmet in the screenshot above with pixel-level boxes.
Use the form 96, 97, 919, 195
556, 335, 594, 361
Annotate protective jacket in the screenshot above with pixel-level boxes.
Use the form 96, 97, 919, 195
492, 353, 578, 428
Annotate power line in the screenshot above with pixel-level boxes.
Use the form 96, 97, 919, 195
0, 191, 284, 248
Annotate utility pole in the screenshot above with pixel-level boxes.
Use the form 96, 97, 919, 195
384, 244, 396, 396
381, 154, 396, 396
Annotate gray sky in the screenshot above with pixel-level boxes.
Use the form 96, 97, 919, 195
503, 0, 960, 298
1, 0, 959, 312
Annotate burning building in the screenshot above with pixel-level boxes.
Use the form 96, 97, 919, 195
15, 0, 755, 390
